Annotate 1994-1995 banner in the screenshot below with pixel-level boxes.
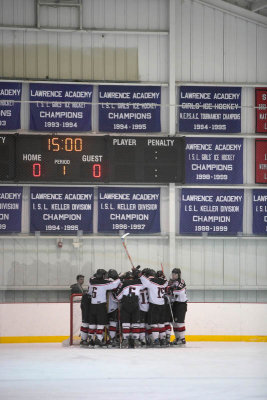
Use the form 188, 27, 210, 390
179, 86, 241, 133
98, 85, 161, 133
0, 186, 23, 233
30, 187, 94, 233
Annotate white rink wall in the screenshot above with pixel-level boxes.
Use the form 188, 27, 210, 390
0, 302, 267, 340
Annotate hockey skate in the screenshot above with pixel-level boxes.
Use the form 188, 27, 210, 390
133, 339, 141, 348
151, 338, 160, 348
121, 338, 129, 348
160, 338, 167, 347
94, 338, 106, 348
176, 338, 186, 346
79, 340, 89, 347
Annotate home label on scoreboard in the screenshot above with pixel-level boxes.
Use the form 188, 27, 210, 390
16, 135, 108, 183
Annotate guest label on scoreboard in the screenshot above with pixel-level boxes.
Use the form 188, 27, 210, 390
98, 85, 161, 133
30, 83, 93, 132
255, 88, 267, 133
179, 86, 241, 133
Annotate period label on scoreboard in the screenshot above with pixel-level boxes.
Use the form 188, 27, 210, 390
0, 82, 22, 130
30, 187, 94, 233
180, 189, 244, 235
30, 83, 93, 132
253, 190, 267, 234
255, 88, 267, 133
179, 86, 241, 133
185, 138, 243, 184
98, 85, 161, 133
255, 140, 267, 184
98, 187, 160, 234
0, 186, 22, 233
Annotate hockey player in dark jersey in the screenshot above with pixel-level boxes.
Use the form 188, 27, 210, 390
88, 269, 120, 347
106, 269, 121, 348
169, 268, 188, 345
116, 269, 144, 348
140, 268, 168, 347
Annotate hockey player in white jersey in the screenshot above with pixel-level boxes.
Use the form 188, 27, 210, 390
139, 268, 150, 346
116, 270, 144, 348
140, 269, 168, 347
88, 269, 120, 347
169, 268, 188, 345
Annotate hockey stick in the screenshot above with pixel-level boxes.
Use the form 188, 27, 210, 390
121, 233, 135, 269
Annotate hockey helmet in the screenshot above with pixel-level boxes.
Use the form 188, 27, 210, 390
108, 269, 119, 280
172, 268, 181, 276
95, 269, 107, 279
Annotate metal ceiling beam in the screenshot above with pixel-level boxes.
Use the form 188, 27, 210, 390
251, 0, 267, 12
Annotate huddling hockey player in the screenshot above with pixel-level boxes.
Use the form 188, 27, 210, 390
169, 268, 188, 345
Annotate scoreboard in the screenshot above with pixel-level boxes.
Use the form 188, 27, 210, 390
0, 134, 185, 184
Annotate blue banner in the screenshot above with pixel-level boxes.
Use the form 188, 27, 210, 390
0, 82, 22, 130
98, 187, 160, 233
179, 86, 241, 133
253, 190, 267, 235
98, 85, 161, 133
180, 189, 244, 235
30, 187, 94, 233
30, 83, 93, 132
0, 186, 22, 233
185, 138, 243, 184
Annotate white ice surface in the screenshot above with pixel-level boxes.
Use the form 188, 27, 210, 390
0, 342, 267, 400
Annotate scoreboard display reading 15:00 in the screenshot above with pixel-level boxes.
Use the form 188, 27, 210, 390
12, 134, 185, 183
16, 135, 108, 182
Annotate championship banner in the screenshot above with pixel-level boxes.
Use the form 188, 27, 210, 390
0, 82, 22, 130
255, 139, 267, 184
180, 189, 244, 235
0, 186, 22, 233
179, 86, 241, 133
98, 85, 161, 133
30, 83, 93, 132
255, 88, 267, 133
98, 187, 160, 233
185, 138, 243, 184
253, 190, 267, 235
30, 187, 94, 233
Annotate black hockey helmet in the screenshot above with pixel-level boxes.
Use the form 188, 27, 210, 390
172, 268, 181, 276
142, 268, 150, 277
156, 270, 164, 278
108, 269, 119, 280
149, 269, 156, 277
95, 269, 107, 279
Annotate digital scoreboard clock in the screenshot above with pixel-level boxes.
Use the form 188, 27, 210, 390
2, 134, 185, 184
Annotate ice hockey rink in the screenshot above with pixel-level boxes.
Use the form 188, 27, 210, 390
0, 342, 267, 400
